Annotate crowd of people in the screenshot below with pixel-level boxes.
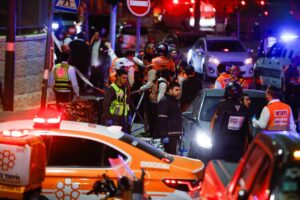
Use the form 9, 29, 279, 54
50, 29, 300, 160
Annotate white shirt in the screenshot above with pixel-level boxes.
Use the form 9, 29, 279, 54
91, 40, 101, 66
214, 80, 222, 89
157, 77, 168, 102
49, 62, 80, 96
252, 99, 296, 131
140, 69, 157, 92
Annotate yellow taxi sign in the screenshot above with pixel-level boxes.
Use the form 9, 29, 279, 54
293, 151, 300, 160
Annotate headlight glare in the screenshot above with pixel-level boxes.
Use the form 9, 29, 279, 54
208, 57, 220, 65
244, 58, 253, 65
195, 130, 212, 149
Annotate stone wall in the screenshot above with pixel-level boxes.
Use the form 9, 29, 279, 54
0, 33, 54, 111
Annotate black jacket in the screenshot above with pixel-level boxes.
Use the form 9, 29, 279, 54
69, 39, 90, 73
157, 94, 182, 137
210, 99, 250, 162
180, 76, 202, 106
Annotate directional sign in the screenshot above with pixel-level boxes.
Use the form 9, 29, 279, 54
54, 0, 80, 13
127, 0, 151, 17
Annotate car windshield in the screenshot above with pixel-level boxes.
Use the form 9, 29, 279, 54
207, 40, 245, 52
266, 43, 285, 58
120, 134, 174, 163
200, 96, 267, 122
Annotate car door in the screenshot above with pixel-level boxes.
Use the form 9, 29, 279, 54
228, 143, 273, 200
190, 39, 205, 73
41, 135, 128, 200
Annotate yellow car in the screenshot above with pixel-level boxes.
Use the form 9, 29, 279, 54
0, 117, 204, 200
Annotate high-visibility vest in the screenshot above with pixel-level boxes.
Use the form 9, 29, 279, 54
109, 83, 129, 116
216, 73, 232, 88
266, 101, 291, 131
152, 56, 175, 72
231, 76, 249, 89
54, 63, 71, 91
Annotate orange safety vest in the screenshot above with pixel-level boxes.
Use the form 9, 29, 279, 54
152, 56, 175, 72
267, 101, 291, 131
216, 72, 232, 88
231, 76, 249, 89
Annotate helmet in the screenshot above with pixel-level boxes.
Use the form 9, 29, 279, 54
156, 43, 169, 57
224, 81, 242, 99
113, 58, 134, 70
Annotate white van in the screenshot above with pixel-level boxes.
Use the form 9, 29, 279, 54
254, 39, 300, 89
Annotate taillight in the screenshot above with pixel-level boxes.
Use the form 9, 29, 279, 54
162, 178, 201, 192
33, 110, 61, 129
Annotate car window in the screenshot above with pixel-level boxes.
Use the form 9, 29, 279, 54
266, 43, 285, 58
206, 40, 245, 52
45, 135, 127, 168
120, 26, 148, 35
288, 50, 294, 59
200, 96, 266, 122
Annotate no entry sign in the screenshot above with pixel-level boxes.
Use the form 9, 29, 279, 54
127, 0, 151, 17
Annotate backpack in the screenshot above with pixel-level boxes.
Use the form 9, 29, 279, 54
149, 79, 167, 103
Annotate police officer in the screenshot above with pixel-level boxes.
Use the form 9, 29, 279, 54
102, 68, 130, 133
50, 52, 79, 110
157, 82, 182, 154
210, 81, 251, 162
252, 85, 296, 131
214, 64, 231, 89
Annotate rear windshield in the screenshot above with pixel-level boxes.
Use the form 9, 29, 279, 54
207, 40, 245, 52
120, 134, 174, 163
121, 27, 148, 35
200, 96, 267, 122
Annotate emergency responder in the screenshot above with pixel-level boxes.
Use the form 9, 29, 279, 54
152, 43, 175, 73
102, 68, 130, 133
210, 81, 251, 162
49, 52, 79, 110
230, 65, 249, 89
214, 64, 231, 89
252, 85, 296, 131
157, 82, 182, 154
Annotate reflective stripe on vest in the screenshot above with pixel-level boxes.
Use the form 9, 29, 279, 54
54, 63, 71, 91
267, 101, 291, 131
109, 83, 129, 116
217, 73, 232, 88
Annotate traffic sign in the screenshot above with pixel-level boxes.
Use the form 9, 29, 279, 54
127, 0, 151, 17
54, 0, 80, 13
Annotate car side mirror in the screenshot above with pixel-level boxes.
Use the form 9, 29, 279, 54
182, 112, 196, 122
238, 189, 250, 200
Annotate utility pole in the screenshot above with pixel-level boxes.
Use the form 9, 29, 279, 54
40, 0, 54, 110
136, 17, 141, 55
194, 0, 201, 31
4, 0, 16, 111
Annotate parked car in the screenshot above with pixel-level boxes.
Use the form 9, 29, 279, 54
254, 38, 300, 89
200, 131, 300, 200
117, 23, 149, 54
182, 89, 267, 162
0, 117, 204, 200
187, 36, 254, 78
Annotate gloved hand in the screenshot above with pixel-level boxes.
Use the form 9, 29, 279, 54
162, 137, 170, 144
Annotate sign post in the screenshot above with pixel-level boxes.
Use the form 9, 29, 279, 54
126, 0, 151, 55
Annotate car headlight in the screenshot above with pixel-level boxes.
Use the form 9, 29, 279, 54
244, 58, 253, 65
195, 130, 212, 149
208, 57, 220, 65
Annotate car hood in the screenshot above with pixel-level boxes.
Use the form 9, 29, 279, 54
206, 51, 249, 62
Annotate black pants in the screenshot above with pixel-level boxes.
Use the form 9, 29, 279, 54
91, 65, 109, 90
163, 135, 180, 155
55, 91, 72, 110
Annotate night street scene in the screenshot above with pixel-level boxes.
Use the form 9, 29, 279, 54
0, 0, 300, 199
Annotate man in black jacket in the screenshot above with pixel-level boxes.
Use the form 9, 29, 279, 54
180, 66, 202, 111
157, 82, 182, 154
210, 81, 251, 162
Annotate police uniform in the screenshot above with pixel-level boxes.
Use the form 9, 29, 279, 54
214, 72, 232, 89
102, 83, 130, 133
210, 99, 250, 162
253, 99, 296, 131
50, 62, 79, 108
